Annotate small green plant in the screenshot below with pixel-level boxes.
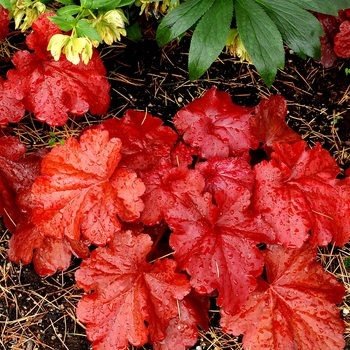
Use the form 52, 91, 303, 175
345, 67, 350, 75
48, 131, 65, 146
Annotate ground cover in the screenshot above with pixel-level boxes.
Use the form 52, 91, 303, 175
1, 15, 350, 350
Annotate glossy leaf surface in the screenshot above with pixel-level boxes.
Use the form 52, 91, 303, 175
221, 244, 346, 350
76, 231, 191, 349
32, 129, 145, 245
4, 14, 110, 126
173, 87, 258, 159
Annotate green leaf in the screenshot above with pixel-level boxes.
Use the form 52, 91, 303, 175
156, 0, 215, 47
288, 0, 350, 15
48, 138, 56, 146
49, 131, 56, 137
188, 0, 233, 80
259, 0, 323, 60
344, 257, 350, 268
76, 20, 102, 42
48, 15, 77, 31
235, 0, 284, 87
55, 0, 75, 5
0, 0, 12, 10
118, 0, 135, 5
59, 139, 65, 146
57, 5, 82, 16
80, 0, 121, 9
127, 21, 142, 42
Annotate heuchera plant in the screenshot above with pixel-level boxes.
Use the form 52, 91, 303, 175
0, 12, 110, 126
1, 86, 349, 350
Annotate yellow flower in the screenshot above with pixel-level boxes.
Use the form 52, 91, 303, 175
225, 29, 252, 64
91, 9, 127, 45
13, 0, 46, 31
48, 34, 93, 65
47, 34, 70, 61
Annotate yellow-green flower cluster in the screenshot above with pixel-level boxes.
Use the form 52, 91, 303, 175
91, 9, 127, 45
225, 29, 252, 64
47, 34, 95, 65
12, 0, 46, 31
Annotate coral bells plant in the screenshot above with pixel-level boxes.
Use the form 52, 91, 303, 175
1, 87, 349, 349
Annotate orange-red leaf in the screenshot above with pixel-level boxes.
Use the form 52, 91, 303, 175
75, 231, 191, 349
221, 244, 346, 350
32, 129, 145, 246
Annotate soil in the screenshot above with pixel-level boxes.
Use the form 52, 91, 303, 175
1, 15, 350, 350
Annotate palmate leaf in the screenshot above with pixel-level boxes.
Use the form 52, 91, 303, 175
221, 244, 346, 350
4, 14, 110, 126
31, 128, 145, 246
173, 87, 258, 159
188, 0, 233, 80
259, 0, 324, 60
253, 141, 350, 247
75, 231, 191, 349
235, 0, 284, 87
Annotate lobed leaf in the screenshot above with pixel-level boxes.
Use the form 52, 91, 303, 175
253, 141, 350, 247
0, 5, 9, 40
4, 14, 110, 126
221, 244, 346, 350
334, 20, 350, 57
167, 181, 275, 313
75, 231, 191, 349
97, 110, 178, 173
250, 94, 302, 153
173, 87, 258, 159
31, 128, 145, 246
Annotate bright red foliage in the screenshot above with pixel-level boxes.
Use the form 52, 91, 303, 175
97, 110, 178, 173
250, 95, 301, 152
0, 77, 25, 125
31, 128, 145, 246
221, 244, 346, 350
1, 88, 349, 348
173, 87, 258, 159
3, 14, 110, 126
334, 20, 350, 57
76, 231, 191, 349
0, 5, 9, 41
253, 141, 350, 247
167, 180, 275, 314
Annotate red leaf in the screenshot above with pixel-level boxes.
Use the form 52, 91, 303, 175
173, 87, 258, 159
250, 95, 301, 152
0, 77, 25, 125
75, 231, 191, 349
0, 137, 46, 232
98, 110, 178, 172
167, 182, 275, 313
221, 244, 345, 350
32, 129, 145, 245
196, 156, 255, 195
153, 291, 209, 350
317, 13, 342, 67
334, 20, 350, 57
170, 141, 198, 167
7, 218, 90, 276
140, 162, 204, 226
4, 14, 110, 126
253, 141, 349, 247
0, 5, 10, 41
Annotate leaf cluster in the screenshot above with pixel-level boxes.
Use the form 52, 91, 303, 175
156, 0, 350, 86
1, 87, 349, 349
